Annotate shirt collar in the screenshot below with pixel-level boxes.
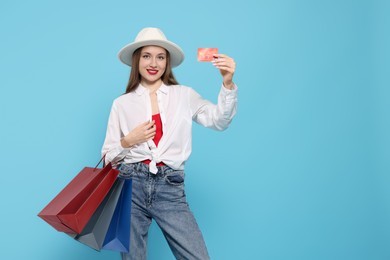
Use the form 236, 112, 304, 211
158, 84, 169, 95
135, 83, 169, 96
135, 84, 147, 96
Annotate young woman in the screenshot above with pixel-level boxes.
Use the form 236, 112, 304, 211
102, 27, 238, 260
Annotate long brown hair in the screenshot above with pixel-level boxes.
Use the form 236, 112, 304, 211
125, 47, 180, 94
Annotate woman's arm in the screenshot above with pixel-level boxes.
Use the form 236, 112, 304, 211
189, 53, 238, 130
101, 102, 128, 165
189, 85, 237, 131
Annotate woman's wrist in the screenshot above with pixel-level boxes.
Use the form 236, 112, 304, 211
121, 137, 133, 148
223, 80, 234, 90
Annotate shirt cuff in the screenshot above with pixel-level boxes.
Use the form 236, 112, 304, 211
105, 142, 131, 165
220, 83, 238, 102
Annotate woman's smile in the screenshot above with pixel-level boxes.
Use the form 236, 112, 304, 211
147, 69, 159, 75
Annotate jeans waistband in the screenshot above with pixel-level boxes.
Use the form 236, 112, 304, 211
118, 162, 173, 177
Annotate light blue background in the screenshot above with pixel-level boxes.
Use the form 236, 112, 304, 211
1, 0, 389, 259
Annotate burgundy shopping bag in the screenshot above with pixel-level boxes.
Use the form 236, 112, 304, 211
38, 157, 119, 234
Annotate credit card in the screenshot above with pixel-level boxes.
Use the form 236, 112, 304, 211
198, 48, 218, 62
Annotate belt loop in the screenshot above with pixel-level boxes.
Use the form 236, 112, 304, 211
134, 162, 140, 172
160, 165, 166, 177
140, 162, 146, 172
142, 162, 149, 174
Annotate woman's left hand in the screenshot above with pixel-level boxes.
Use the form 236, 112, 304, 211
212, 54, 236, 90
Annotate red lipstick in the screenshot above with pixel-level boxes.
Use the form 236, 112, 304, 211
147, 69, 158, 75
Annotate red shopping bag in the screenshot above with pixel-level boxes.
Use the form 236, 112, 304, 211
38, 157, 120, 234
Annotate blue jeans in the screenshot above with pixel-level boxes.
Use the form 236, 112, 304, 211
118, 163, 210, 260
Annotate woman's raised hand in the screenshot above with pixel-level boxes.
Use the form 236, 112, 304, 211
212, 54, 236, 90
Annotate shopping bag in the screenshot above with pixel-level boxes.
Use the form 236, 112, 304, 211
102, 178, 132, 253
38, 157, 120, 234
72, 179, 124, 251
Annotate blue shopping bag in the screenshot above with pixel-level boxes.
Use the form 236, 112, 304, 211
102, 178, 132, 253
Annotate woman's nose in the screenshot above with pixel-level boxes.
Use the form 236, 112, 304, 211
150, 58, 157, 67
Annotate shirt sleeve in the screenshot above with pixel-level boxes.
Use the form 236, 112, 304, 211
101, 101, 130, 165
189, 84, 238, 131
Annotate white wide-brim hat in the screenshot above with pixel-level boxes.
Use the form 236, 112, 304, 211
118, 27, 185, 67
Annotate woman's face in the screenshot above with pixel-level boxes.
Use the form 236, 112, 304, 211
139, 45, 167, 87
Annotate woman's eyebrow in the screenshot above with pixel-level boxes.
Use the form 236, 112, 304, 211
141, 52, 166, 56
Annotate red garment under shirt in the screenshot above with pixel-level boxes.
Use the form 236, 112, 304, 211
142, 113, 165, 166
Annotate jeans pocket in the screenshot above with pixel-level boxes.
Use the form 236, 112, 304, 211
165, 170, 185, 186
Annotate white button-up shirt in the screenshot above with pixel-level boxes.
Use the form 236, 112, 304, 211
102, 83, 238, 173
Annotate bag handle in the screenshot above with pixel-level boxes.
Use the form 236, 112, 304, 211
93, 154, 106, 171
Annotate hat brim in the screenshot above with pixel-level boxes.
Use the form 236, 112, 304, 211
118, 39, 184, 68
